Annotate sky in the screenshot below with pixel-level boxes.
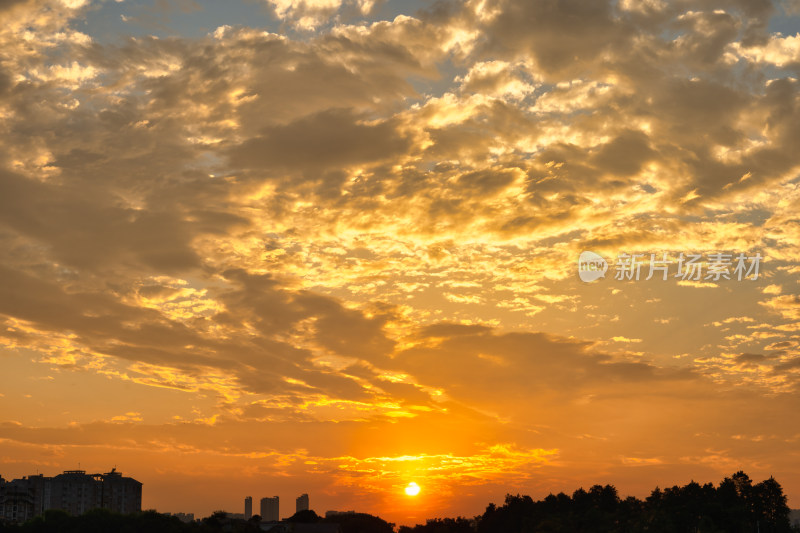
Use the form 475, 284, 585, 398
1, 0, 800, 526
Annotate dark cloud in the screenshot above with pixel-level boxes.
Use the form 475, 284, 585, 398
0, 170, 201, 273
227, 109, 412, 173
456, 168, 518, 197
671, 10, 740, 66
481, 0, 629, 77
393, 327, 697, 410
591, 129, 656, 177
735, 352, 773, 363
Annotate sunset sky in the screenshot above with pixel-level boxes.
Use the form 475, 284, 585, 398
2, 0, 800, 526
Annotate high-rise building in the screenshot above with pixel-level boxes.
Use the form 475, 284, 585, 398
296, 493, 309, 513
98, 468, 142, 514
0, 469, 141, 524
260, 496, 279, 521
0, 477, 38, 523
244, 496, 252, 520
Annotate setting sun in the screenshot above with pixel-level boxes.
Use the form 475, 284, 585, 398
404, 482, 421, 497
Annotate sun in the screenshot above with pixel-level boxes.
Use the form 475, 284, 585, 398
404, 482, 421, 496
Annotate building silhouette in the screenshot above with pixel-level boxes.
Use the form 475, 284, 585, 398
244, 496, 252, 519
260, 495, 279, 521
0, 469, 141, 523
296, 493, 309, 513
165, 512, 194, 523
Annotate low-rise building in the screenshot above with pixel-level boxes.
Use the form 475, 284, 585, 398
165, 512, 195, 523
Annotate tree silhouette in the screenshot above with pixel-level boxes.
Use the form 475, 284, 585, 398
398, 517, 474, 533
321, 512, 394, 533
754, 477, 792, 533
288, 509, 321, 523
470, 472, 794, 533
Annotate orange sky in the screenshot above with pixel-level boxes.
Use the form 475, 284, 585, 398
1, 0, 800, 526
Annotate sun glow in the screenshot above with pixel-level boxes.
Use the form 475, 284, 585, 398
404, 482, 421, 496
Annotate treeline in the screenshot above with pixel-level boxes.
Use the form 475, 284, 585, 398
0, 508, 395, 533
401, 471, 796, 533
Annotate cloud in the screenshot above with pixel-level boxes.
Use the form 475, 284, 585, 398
263, 0, 378, 30
732, 33, 800, 67
393, 327, 697, 415
2, 0, 800, 521
761, 294, 800, 320
227, 109, 412, 173
479, 0, 628, 78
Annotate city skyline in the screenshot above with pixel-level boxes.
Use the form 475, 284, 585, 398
2, 0, 800, 527
0, 466, 382, 527
4, 468, 344, 524
0, 468, 142, 523
2, 467, 793, 531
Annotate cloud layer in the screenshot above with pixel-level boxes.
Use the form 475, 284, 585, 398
1, 0, 800, 524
